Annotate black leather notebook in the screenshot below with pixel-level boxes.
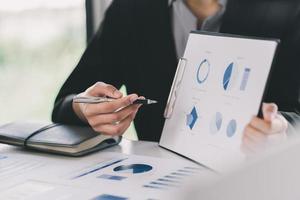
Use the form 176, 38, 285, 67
0, 121, 121, 156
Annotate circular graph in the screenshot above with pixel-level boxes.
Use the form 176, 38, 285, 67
197, 59, 210, 84
222, 62, 239, 90
226, 119, 237, 137
210, 112, 223, 134
113, 164, 153, 174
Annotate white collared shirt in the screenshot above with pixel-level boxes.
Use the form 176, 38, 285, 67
170, 0, 227, 58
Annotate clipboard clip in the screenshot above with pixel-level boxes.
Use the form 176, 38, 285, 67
164, 58, 188, 119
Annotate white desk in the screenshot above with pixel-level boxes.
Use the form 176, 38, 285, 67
0, 138, 194, 163
0, 138, 203, 200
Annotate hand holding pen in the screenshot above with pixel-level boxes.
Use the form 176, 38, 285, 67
72, 82, 157, 136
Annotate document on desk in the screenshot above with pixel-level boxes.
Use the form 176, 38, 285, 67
0, 152, 213, 200
62, 154, 211, 200
0, 154, 48, 180
160, 31, 279, 172
65, 153, 208, 186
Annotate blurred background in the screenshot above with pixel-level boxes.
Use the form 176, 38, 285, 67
0, 0, 137, 139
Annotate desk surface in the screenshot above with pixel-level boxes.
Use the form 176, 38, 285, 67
2, 138, 298, 200
0, 138, 201, 200
0, 138, 195, 164
107, 139, 192, 161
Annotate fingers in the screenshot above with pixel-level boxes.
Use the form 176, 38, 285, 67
88, 104, 140, 127
241, 134, 261, 155
73, 82, 144, 136
84, 94, 139, 116
241, 124, 287, 156
248, 103, 288, 135
250, 115, 287, 135
86, 82, 123, 98
83, 93, 140, 136
241, 102, 289, 156
93, 109, 138, 136
262, 103, 278, 122
241, 124, 267, 154
243, 125, 267, 144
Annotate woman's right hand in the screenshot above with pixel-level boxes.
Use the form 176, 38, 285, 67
72, 82, 141, 136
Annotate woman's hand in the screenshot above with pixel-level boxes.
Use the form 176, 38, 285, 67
241, 103, 288, 155
73, 82, 141, 136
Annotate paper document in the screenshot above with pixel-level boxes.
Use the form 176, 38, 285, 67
0, 152, 214, 200
160, 31, 278, 172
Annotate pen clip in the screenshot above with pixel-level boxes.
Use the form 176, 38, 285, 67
164, 58, 187, 119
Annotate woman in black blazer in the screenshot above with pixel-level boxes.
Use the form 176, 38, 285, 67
52, 0, 300, 152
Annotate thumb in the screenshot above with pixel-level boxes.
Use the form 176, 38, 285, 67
262, 103, 278, 122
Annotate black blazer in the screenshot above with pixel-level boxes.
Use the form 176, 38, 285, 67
52, 0, 300, 141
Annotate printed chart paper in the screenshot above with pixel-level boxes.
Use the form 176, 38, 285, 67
160, 32, 278, 172
0, 152, 212, 200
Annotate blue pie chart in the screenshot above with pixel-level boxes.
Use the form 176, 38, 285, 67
223, 62, 239, 90
113, 164, 153, 174
197, 59, 210, 84
226, 119, 237, 137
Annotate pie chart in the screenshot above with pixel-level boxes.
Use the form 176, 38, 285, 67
226, 119, 237, 137
210, 112, 223, 134
197, 59, 210, 84
223, 62, 239, 90
113, 164, 153, 174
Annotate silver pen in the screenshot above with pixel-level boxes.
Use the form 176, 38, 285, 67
73, 96, 158, 105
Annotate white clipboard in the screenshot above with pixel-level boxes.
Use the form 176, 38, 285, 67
159, 31, 279, 173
